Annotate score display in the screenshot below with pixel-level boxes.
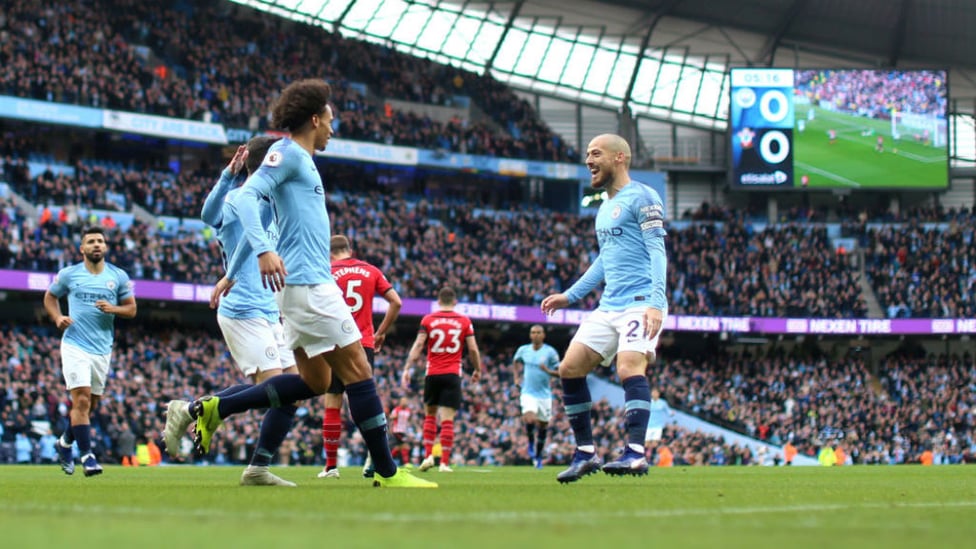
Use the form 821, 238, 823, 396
729, 68, 949, 190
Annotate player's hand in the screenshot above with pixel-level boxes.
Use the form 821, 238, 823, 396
374, 332, 387, 351
210, 277, 236, 309
540, 293, 569, 315
55, 316, 73, 330
400, 369, 412, 389
644, 307, 664, 339
471, 368, 482, 383
94, 300, 115, 314
227, 144, 248, 176
258, 252, 287, 291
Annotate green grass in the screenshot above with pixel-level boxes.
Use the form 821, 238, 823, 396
2, 465, 974, 548
793, 105, 947, 189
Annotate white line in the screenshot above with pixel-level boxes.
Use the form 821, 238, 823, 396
2, 500, 975, 524
794, 161, 862, 187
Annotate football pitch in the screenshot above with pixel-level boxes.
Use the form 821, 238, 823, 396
1, 465, 974, 548
793, 106, 947, 189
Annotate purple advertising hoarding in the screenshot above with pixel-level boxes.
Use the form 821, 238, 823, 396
4, 269, 973, 335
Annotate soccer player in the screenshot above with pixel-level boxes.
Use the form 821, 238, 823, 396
318, 234, 402, 480
511, 324, 559, 468
191, 78, 434, 488
541, 134, 667, 484
401, 287, 483, 473
388, 397, 414, 467
44, 226, 136, 476
643, 388, 675, 447
165, 136, 302, 486
876, 134, 885, 153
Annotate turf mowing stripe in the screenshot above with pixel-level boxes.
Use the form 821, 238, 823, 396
2, 500, 975, 524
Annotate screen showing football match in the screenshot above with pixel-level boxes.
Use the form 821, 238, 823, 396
729, 68, 948, 189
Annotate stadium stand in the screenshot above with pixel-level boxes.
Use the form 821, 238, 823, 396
0, 0, 576, 162
2, 0, 975, 477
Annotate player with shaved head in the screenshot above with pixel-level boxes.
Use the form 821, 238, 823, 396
541, 133, 668, 483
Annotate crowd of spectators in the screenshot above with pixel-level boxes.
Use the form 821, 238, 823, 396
3, 186, 875, 317
863, 218, 976, 318
668, 221, 866, 317
795, 69, 947, 119
3, 320, 972, 468
651, 348, 976, 465
0, 0, 577, 162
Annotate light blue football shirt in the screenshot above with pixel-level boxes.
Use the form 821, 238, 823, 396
647, 398, 673, 429
227, 138, 333, 286
513, 343, 560, 399
565, 181, 668, 312
48, 262, 133, 355
201, 168, 279, 322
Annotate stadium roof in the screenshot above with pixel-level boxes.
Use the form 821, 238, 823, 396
232, 0, 976, 132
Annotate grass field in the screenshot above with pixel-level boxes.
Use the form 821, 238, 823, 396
1, 465, 974, 548
793, 105, 947, 189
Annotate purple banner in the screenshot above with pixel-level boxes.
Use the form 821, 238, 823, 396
4, 269, 974, 335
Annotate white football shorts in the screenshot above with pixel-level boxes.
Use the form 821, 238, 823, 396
520, 393, 553, 423
217, 315, 296, 377
60, 341, 111, 395
571, 307, 666, 366
645, 426, 664, 442
276, 283, 361, 357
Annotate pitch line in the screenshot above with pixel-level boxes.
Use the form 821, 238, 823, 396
794, 161, 862, 187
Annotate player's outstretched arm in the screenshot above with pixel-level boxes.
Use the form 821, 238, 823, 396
561, 255, 605, 307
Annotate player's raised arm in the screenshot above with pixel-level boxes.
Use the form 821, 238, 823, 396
201, 144, 248, 227
236, 159, 290, 290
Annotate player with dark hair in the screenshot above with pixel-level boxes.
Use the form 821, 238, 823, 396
189, 78, 434, 488
541, 134, 668, 483
402, 287, 483, 473
318, 234, 402, 480
512, 324, 560, 469
165, 135, 304, 486
44, 226, 137, 476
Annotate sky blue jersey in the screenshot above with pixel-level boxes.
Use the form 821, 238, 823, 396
513, 343, 560, 399
565, 181, 667, 312
647, 398, 673, 429
48, 262, 133, 355
201, 168, 279, 322
227, 138, 334, 286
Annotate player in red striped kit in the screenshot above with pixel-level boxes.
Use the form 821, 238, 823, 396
318, 235, 402, 479
388, 397, 414, 466
401, 287, 483, 472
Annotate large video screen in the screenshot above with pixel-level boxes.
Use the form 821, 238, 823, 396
729, 68, 948, 189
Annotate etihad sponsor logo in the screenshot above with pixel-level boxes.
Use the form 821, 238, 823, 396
740, 171, 788, 185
